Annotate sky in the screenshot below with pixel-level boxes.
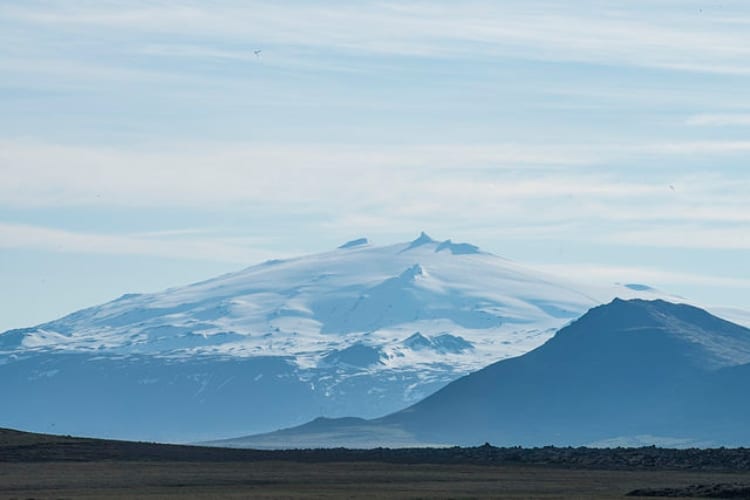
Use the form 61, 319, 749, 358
1, 0, 749, 332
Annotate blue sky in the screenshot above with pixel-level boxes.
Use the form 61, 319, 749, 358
1, 0, 749, 331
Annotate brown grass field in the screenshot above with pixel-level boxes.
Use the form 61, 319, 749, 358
2, 428, 750, 499
4, 461, 750, 499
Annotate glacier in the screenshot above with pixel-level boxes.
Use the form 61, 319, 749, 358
0, 233, 712, 442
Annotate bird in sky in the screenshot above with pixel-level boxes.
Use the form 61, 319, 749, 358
254, 49, 262, 58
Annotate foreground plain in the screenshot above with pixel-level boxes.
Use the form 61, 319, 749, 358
5, 461, 750, 499
2, 429, 750, 499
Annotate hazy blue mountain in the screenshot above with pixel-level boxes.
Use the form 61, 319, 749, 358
219, 299, 750, 449
0, 234, 723, 442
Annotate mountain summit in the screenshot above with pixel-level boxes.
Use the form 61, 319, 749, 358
0, 235, 679, 441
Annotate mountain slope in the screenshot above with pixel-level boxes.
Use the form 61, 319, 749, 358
223, 299, 750, 449
0, 234, 684, 442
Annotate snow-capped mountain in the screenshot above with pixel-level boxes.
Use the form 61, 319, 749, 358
218, 299, 750, 449
0, 233, 685, 442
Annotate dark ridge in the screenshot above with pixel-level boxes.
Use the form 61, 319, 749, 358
0, 329, 30, 349
3, 428, 750, 471
338, 238, 369, 249
321, 343, 384, 367
402, 332, 474, 353
624, 283, 655, 292
363, 298, 750, 447
402, 231, 436, 251
435, 239, 480, 255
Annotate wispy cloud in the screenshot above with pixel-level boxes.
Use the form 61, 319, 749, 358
0, 139, 596, 208
607, 226, 750, 250
648, 141, 750, 155
2, 139, 748, 247
6, 138, 748, 202
534, 262, 750, 290
687, 114, 750, 126
0, 222, 284, 264
3, 1, 750, 75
